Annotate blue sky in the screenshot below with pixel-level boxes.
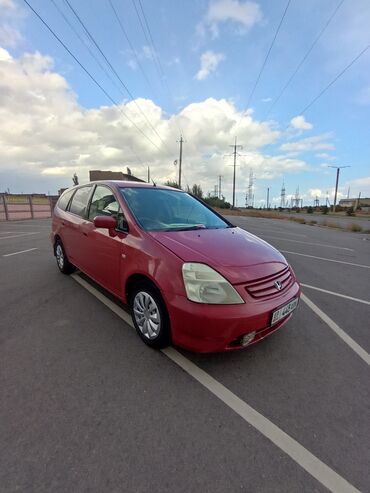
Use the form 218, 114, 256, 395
0, 0, 369, 205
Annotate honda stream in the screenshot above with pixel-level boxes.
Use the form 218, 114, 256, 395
51, 181, 300, 352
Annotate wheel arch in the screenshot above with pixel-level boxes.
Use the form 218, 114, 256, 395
125, 273, 162, 303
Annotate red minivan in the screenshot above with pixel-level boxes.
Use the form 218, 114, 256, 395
51, 181, 300, 352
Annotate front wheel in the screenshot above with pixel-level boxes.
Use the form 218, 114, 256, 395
130, 282, 171, 349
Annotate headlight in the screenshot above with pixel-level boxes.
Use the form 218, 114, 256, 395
182, 263, 244, 304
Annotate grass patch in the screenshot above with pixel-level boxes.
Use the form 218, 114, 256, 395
289, 217, 306, 224
308, 220, 317, 225
214, 208, 286, 220
347, 223, 363, 232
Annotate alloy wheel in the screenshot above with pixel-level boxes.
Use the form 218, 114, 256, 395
133, 291, 161, 339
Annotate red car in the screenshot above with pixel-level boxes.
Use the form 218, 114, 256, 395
51, 181, 300, 352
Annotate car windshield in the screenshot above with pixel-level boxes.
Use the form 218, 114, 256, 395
120, 187, 231, 232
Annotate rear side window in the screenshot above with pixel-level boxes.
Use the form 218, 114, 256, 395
57, 189, 74, 211
69, 186, 92, 217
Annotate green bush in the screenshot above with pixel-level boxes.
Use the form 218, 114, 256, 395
306, 206, 313, 214
346, 207, 355, 216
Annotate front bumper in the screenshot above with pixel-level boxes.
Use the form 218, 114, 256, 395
165, 281, 301, 352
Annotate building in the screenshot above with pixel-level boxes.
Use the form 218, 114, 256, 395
339, 197, 370, 208
89, 170, 145, 182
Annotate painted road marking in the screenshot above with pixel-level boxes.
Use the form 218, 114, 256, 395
0, 232, 40, 240
71, 273, 360, 493
2, 248, 39, 257
163, 347, 360, 493
301, 284, 370, 306
301, 293, 370, 367
281, 250, 370, 269
262, 235, 354, 251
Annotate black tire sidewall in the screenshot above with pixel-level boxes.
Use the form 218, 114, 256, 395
130, 282, 171, 349
55, 240, 75, 274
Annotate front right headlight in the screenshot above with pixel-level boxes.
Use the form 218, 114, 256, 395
182, 262, 244, 304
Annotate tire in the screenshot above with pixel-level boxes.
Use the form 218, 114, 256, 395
129, 281, 171, 349
54, 239, 75, 275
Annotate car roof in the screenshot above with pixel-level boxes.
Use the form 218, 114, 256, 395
91, 180, 183, 191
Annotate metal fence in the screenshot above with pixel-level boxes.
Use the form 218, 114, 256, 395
0, 194, 58, 221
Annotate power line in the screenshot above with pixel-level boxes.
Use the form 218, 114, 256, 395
131, 0, 184, 137
22, 0, 160, 156
107, 0, 154, 92
50, 0, 124, 97
298, 42, 370, 116
265, 0, 345, 118
63, 0, 169, 150
245, 0, 292, 112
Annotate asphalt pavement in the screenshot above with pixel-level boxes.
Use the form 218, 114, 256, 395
0, 217, 369, 493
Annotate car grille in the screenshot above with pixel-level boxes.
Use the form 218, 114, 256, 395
244, 266, 293, 299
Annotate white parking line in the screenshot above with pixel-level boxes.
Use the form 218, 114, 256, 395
163, 348, 360, 493
0, 232, 40, 240
2, 248, 38, 257
301, 293, 370, 367
281, 250, 370, 269
301, 284, 370, 306
262, 235, 354, 251
71, 273, 360, 493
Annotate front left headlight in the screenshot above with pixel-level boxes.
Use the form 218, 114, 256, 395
182, 262, 244, 304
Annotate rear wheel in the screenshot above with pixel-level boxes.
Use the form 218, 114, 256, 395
54, 239, 75, 274
130, 282, 171, 349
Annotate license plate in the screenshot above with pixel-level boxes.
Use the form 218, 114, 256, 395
271, 298, 299, 325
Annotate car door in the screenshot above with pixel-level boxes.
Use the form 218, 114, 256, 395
63, 185, 93, 270
81, 184, 127, 295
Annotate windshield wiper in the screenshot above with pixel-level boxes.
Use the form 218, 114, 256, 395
163, 225, 206, 232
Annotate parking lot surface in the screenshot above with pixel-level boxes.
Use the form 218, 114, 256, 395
1, 217, 369, 492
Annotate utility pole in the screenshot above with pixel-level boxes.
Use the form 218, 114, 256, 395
328, 165, 350, 212
147, 166, 150, 183
266, 187, 270, 209
228, 137, 243, 208
218, 175, 222, 199
177, 135, 184, 189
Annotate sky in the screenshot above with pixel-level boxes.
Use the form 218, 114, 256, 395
0, 0, 370, 206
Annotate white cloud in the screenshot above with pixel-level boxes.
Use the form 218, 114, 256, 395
0, 48, 308, 195
195, 50, 225, 80
201, 0, 263, 38
316, 153, 335, 161
290, 115, 313, 130
280, 133, 335, 153
0, 0, 22, 47
345, 176, 370, 197
0, 0, 16, 10
0, 23, 21, 47
261, 97, 272, 103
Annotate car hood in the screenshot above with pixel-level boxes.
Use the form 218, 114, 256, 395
149, 227, 288, 284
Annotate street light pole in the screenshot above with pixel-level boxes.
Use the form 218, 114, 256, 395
328, 166, 350, 212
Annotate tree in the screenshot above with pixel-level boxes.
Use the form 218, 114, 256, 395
191, 184, 203, 199
72, 173, 79, 186
164, 180, 179, 189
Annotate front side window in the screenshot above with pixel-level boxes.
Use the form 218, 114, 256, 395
120, 187, 230, 232
89, 185, 128, 231
69, 186, 92, 217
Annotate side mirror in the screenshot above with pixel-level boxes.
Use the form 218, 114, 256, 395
93, 215, 117, 230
